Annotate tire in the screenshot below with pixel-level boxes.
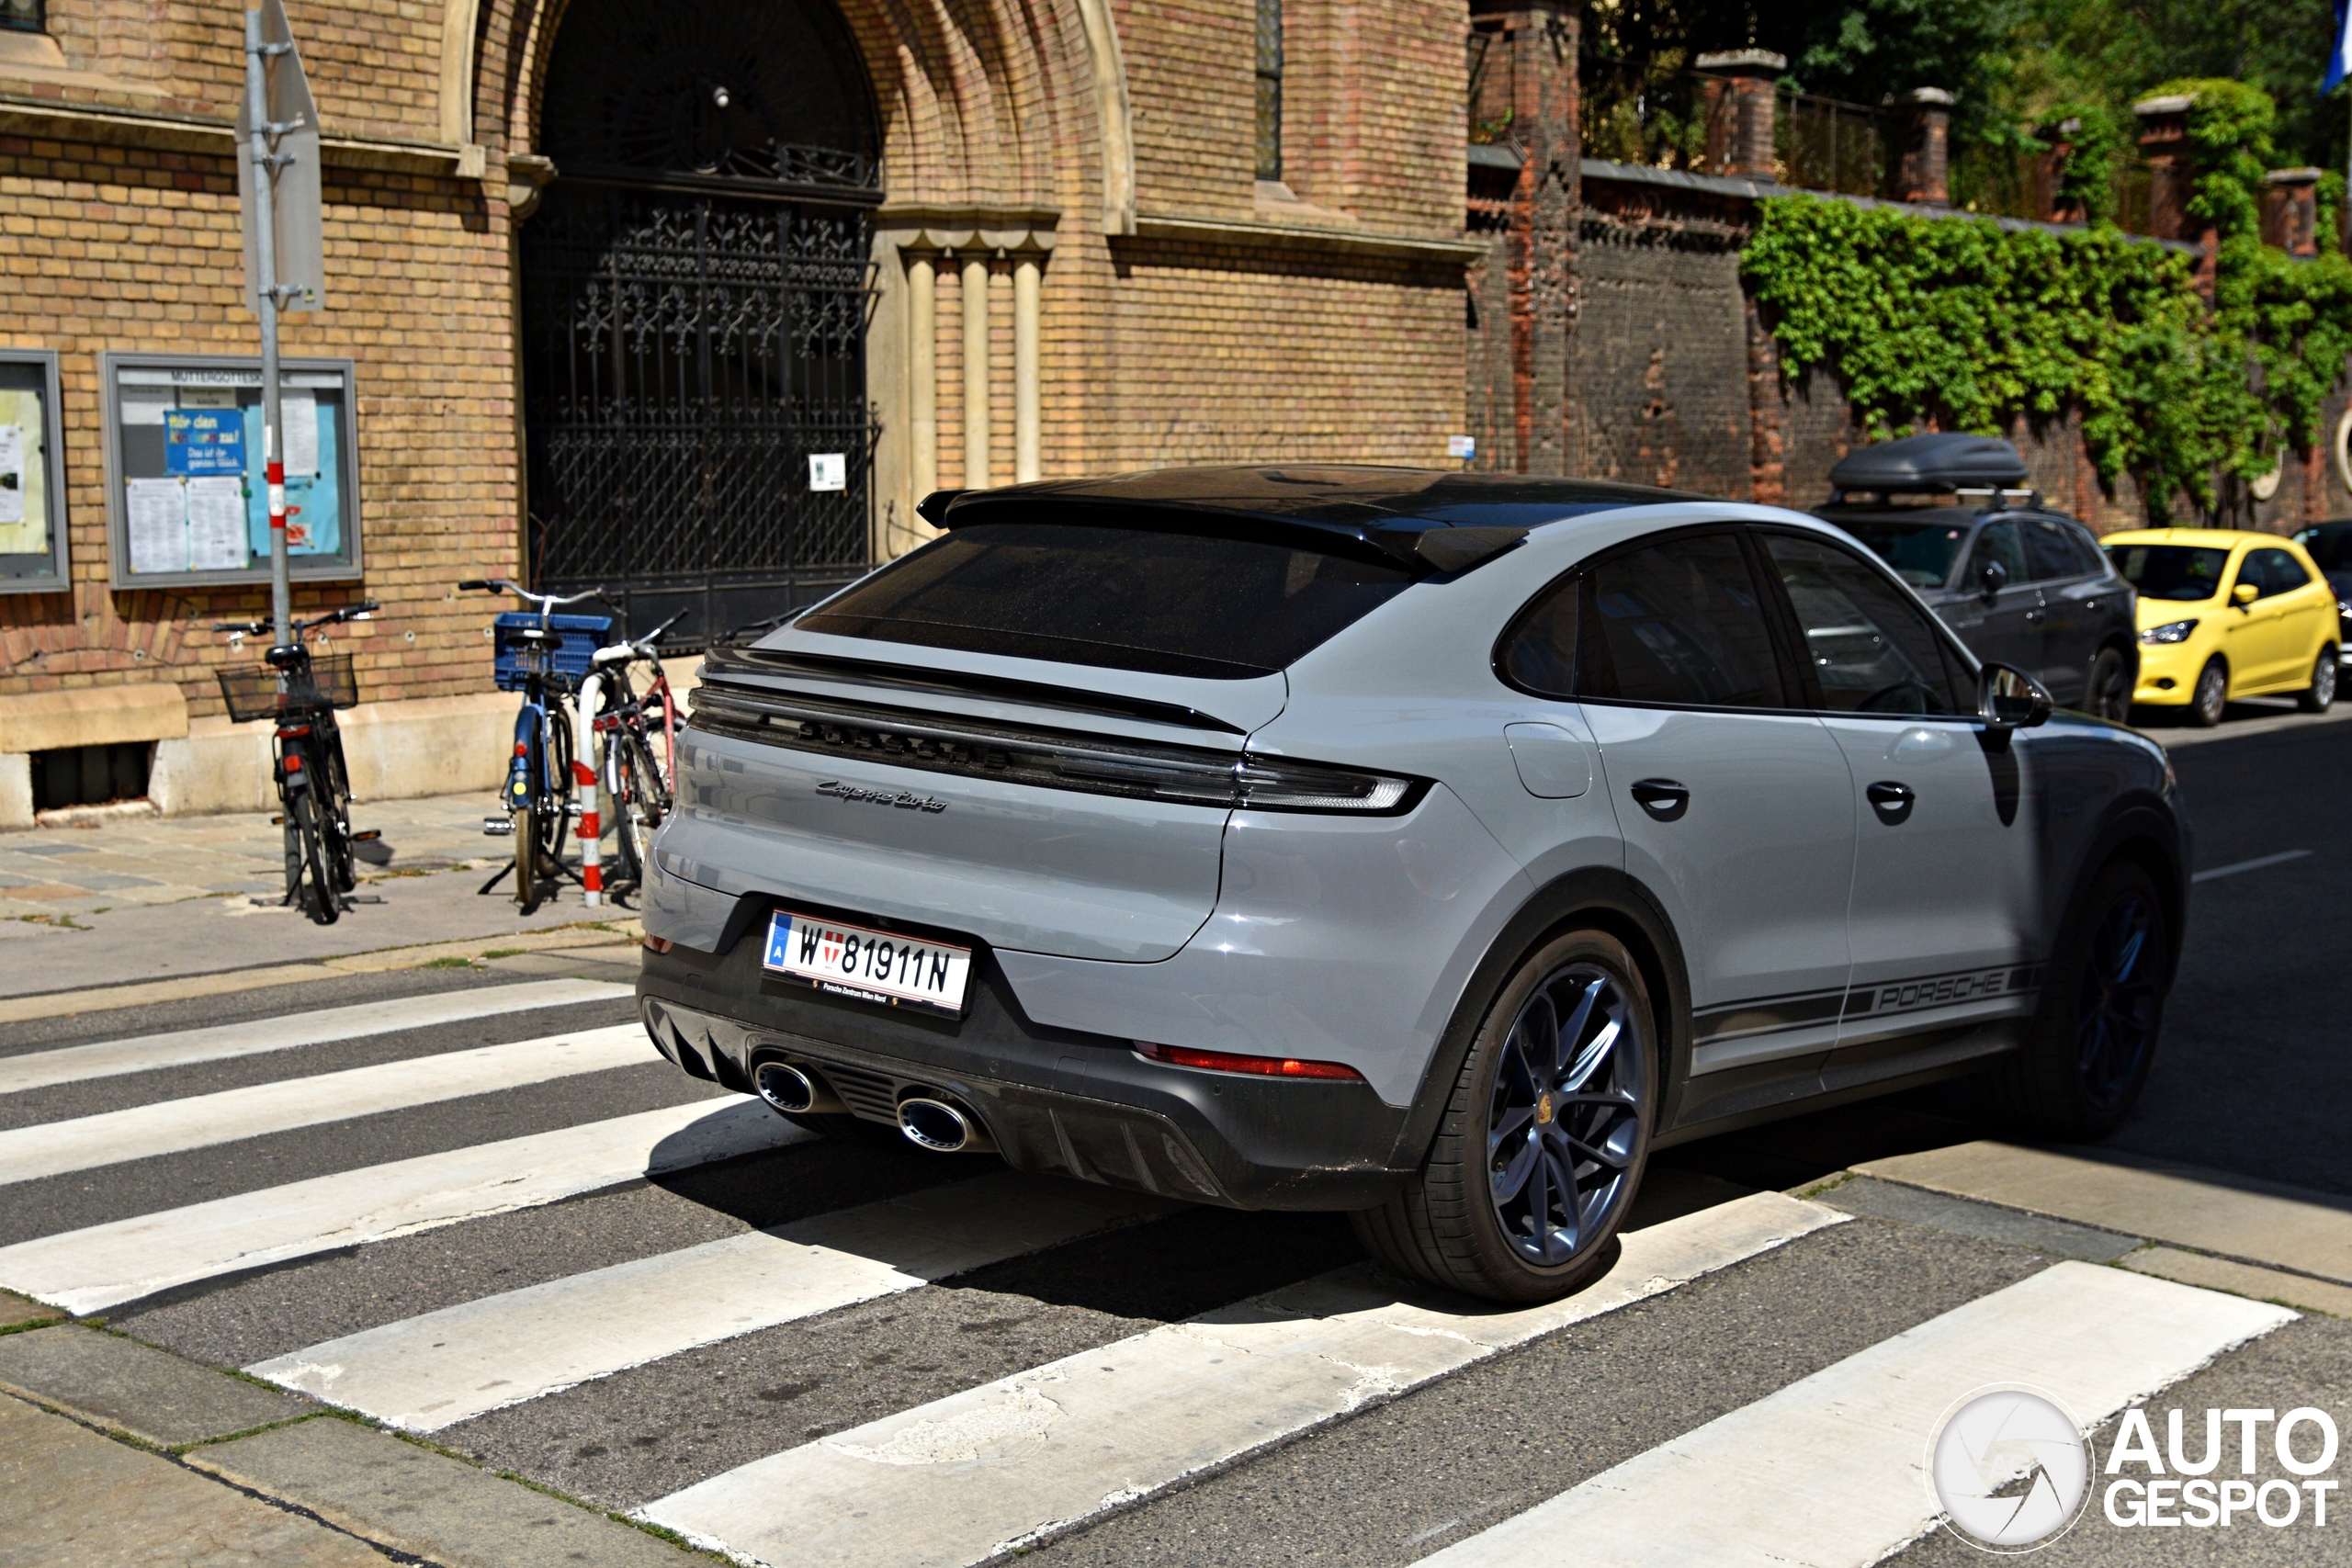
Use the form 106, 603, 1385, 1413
2188, 657, 2228, 728
514, 805, 538, 914
2084, 647, 2132, 722
322, 743, 357, 894
1351, 929, 1656, 1303
288, 791, 339, 926
1984, 859, 2168, 1140
2297, 646, 2338, 713
610, 732, 659, 893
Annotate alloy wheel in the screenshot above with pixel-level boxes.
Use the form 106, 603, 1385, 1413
2191, 660, 2227, 727
1487, 963, 1646, 1266
2075, 891, 2160, 1112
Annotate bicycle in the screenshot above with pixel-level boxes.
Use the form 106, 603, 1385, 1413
458, 578, 612, 914
214, 602, 381, 925
587, 611, 685, 898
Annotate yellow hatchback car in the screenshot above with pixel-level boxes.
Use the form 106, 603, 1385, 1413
2103, 528, 2340, 726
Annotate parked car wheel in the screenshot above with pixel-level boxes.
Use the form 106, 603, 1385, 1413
2297, 647, 2338, 713
1352, 930, 1655, 1303
2188, 657, 2228, 727
2084, 647, 2131, 721
1985, 859, 2167, 1140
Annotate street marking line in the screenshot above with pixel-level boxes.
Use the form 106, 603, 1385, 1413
0, 978, 635, 1098
250, 1173, 1176, 1430
638, 1191, 1847, 1568
0, 1099, 806, 1316
1855, 1141, 2352, 1288
0, 1025, 658, 1186
1413, 1263, 2294, 1568
2191, 848, 2312, 883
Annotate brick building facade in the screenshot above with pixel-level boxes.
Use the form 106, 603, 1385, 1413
0, 0, 1477, 823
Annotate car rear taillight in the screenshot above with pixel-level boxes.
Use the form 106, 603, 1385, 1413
1133, 1041, 1364, 1081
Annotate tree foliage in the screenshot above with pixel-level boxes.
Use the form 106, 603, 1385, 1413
1746, 92, 2352, 526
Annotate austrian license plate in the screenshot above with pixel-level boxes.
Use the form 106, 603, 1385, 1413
762, 910, 972, 1016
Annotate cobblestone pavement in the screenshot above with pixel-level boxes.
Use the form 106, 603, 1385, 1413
0, 794, 506, 922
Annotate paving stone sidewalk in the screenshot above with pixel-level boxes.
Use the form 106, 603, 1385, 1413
0, 794, 509, 922
0, 794, 645, 998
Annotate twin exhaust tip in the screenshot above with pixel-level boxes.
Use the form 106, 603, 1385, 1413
752, 1060, 995, 1156
898, 1096, 997, 1156
753, 1060, 844, 1116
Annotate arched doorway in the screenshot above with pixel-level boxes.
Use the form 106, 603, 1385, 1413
521, 0, 881, 642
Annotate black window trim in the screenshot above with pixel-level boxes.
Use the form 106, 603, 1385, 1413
1747, 522, 1987, 724
1490, 521, 1823, 720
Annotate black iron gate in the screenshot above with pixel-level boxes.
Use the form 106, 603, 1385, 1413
521, 182, 877, 644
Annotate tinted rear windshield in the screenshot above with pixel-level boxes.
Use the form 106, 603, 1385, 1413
1826, 515, 1971, 590
2108, 544, 2229, 602
2301, 526, 2352, 572
796, 521, 1417, 678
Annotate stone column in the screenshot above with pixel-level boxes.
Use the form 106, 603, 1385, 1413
1471, 2, 1577, 475
1013, 254, 1042, 482
1895, 87, 1952, 206
1697, 49, 1783, 180
2137, 94, 2215, 297
2262, 168, 2322, 256
906, 252, 938, 500
2036, 118, 2082, 224
961, 254, 991, 489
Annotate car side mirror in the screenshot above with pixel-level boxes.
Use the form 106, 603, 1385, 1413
1977, 662, 2052, 743
1978, 558, 2008, 601
2232, 582, 2258, 608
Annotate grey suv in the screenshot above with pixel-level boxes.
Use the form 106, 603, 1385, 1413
637, 468, 2188, 1303
1816, 434, 2139, 719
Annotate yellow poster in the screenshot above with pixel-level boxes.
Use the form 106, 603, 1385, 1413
0, 389, 46, 557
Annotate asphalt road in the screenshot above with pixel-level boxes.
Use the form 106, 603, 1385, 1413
3, 705, 2348, 1567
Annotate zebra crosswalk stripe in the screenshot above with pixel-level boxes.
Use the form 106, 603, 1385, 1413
0, 1098, 806, 1316
1414, 1260, 2296, 1567
0, 978, 634, 1098
0, 1024, 658, 1186
247, 1172, 1174, 1431
639, 1190, 1847, 1568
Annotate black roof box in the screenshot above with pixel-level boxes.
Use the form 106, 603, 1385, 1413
1828, 434, 2029, 494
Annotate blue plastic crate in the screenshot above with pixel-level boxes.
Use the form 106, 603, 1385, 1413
492, 611, 615, 693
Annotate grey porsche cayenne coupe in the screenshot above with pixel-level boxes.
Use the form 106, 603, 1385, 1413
636, 468, 2189, 1303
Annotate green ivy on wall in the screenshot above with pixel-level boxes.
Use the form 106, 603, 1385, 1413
1743, 79, 2352, 522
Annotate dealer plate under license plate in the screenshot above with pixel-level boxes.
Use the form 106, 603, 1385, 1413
762, 910, 972, 1016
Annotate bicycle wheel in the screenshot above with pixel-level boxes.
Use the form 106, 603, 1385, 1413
322, 732, 357, 894
288, 790, 339, 925
611, 730, 660, 892
514, 804, 538, 913
544, 704, 576, 875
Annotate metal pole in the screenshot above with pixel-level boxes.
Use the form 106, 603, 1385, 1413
243, 10, 290, 649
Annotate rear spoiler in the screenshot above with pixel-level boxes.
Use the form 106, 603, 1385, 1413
913, 489, 1527, 576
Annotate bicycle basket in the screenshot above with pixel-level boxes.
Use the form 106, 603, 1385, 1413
217, 652, 359, 722
493, 612, 615, 693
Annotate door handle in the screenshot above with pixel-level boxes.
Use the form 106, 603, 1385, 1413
1865, 781, 1916, 825
1629, 779, 1690, 821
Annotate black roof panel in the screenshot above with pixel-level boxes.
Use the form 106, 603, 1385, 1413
924, 467, 1685, 575
1828, 434, 2029, 494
